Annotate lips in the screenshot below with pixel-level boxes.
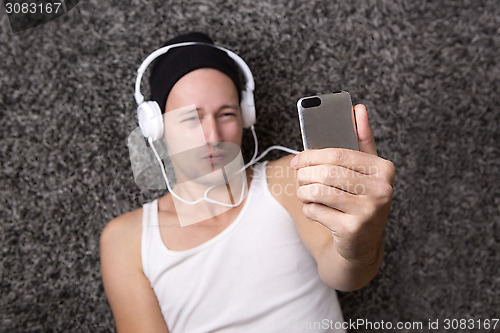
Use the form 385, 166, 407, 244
204, 151, 227, 164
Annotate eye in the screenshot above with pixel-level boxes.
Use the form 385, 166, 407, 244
181, 116, 197, 123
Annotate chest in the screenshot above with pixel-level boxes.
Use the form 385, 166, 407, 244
157, 203, 244, 251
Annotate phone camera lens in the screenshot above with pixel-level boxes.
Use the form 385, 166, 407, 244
301, 97, 321, 108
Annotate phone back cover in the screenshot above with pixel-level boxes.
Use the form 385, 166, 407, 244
298, 92, 359, 150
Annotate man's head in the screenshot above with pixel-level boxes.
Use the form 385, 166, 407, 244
150, 32, 245, 185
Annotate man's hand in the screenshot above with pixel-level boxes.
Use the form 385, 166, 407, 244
291, 104, 395, 271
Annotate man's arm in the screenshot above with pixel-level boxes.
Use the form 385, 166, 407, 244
100, 210, 170, 333
267, 104, 395, 291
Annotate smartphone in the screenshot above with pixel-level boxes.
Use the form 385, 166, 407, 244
297, 91, 359, 150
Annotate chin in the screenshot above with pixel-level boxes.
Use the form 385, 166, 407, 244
195, 172, 228, 187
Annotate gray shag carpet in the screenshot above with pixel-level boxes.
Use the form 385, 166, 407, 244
1, 1, 499, 332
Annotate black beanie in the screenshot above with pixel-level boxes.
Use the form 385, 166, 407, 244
149, 32, 243, 112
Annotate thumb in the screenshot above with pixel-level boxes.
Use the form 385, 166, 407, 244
353, 104, 377, 156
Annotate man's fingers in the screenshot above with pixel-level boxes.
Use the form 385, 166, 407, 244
297, 184, 355, 213
353, 104, 377, 156
301, 202, 346, 232
296, 164, 376, 195
291, 148, 385, 175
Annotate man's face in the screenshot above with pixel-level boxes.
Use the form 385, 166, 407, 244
163, 68, 244, 185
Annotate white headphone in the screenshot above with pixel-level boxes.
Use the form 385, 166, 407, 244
134, 41, 256, 141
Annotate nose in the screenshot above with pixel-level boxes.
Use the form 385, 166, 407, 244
202, 116, 222, 144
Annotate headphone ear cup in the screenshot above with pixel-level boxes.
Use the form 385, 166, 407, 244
240, 90, 256, 128
137, 101, 164, 141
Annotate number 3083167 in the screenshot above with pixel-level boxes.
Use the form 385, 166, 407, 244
443, 318, 498, 330
5, 2, 62, 14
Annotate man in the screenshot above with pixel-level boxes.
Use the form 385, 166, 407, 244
100, 32, 395, 332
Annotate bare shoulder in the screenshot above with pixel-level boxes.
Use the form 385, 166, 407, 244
266, 154, 296, 184
101, 208, 143, 246
267, 154, 295, 169
100, 207, 144, 264
265, 155, 299, 210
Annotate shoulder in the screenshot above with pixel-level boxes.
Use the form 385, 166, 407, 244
100, 206, 145, 296
100, 206, 144, 262
101, 207, 143, 242
266, 154, 296, 184
264, 154, 299, 209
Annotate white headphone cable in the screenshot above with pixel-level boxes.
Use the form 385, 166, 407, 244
148, 127, 300, 207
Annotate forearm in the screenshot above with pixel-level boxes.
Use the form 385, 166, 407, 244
317, 238, 384, 292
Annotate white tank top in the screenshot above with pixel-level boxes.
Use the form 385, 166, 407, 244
141, 162, 345, 332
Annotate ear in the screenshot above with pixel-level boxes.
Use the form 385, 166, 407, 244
137, 101, 164, 141
240, 90, 256, 128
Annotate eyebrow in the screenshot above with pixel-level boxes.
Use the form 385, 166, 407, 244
177, 108, 197, 118
173, 104, 239, 120
195, 105, 239, 112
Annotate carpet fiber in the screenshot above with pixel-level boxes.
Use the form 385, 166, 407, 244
1, 0, 499, 331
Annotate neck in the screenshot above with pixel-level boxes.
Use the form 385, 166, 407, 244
169, 168, 252, 227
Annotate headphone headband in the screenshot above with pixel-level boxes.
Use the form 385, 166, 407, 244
134, 42, 255, 105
